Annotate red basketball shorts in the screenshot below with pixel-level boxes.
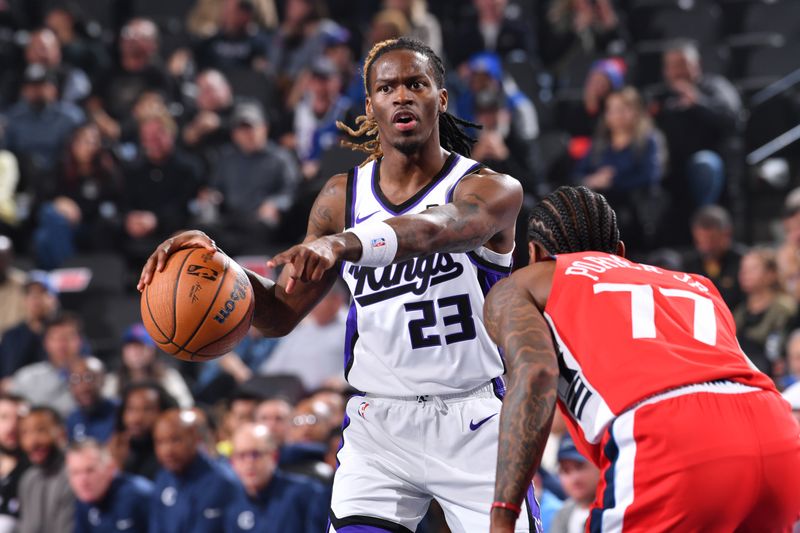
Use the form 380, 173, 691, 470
586, 381, 800, 533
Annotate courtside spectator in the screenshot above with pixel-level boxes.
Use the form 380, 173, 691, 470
24, 28, 92, 104
683, 205, 746, 310
281, 398, 335, 483
216, 389, 261, 457
779, 329, 800, 390
104, 324, 193, 409
255, 397, 293, 449
259, 282, 346, 391
226, 423, 328, 532
0, 271, 58, 380
67, 438, 153, 533
734, 248, 797, 376
182, 69, 235, 169
0, 236, 26, 336
44, 7, 112, 83
9, 313, 83, 418
194, 0, 269, 72
0, 394, 29, 532
66, 357, 117, 443
111, 382, 177, 481
549, 435, 601, 533
150, 409, 236, 533
18, 407, 74, 533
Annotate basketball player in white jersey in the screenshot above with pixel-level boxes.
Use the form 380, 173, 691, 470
139, 38, 541, 532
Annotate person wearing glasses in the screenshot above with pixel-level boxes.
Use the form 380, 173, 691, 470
226, 423, 328, 533
65, 357, 117, 444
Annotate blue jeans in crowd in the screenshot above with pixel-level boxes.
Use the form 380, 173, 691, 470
687, 150, 725, 207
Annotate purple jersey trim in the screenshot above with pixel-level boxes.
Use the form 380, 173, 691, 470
371, 154, 460, 215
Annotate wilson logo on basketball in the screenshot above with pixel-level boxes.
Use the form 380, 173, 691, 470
186, 264, 219, 281
213, 274, 249, 324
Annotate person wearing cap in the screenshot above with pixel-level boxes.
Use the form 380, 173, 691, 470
103, 324, 193, 409
549, 435, 600, 533
682, 205, 746, 310
65, 357, 118, 444
197, 100, 301, 253
4, 62, 85, 178
0, 271, 59, 382
9, 312, 85, 419
293, 56, 354, 179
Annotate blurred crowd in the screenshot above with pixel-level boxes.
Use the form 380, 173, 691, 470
0, 0, 799, 531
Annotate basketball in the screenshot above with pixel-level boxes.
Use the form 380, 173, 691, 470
140, 248, 255, 361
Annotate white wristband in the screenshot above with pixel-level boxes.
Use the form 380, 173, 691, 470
346, 221, 398, 267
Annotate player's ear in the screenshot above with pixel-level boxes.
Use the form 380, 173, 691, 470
439, 88, 448, 113
617, 241, 626, 258
528, 242, 537, 265
365, 96, 373, 118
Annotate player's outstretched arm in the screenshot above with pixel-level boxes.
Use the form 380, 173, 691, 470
268, 169, 522, 289
484, 270, 559, 533
138, 174, 348, 337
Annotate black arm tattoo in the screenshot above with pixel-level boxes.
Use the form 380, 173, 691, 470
484, 276, 559, 518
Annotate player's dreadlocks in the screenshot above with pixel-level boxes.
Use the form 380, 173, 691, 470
336, 37, 480, 164
527, 186, 620, 255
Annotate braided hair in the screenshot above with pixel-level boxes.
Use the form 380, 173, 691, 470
527, 186, 620, 255
336, 37, 480, 164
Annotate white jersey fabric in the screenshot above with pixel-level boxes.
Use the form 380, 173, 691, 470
340, 153, 511, 396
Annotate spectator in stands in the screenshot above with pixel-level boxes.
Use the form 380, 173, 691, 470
549, 434, 600, 533
198, 101, 300, 252
188, 0, 279, 39
111, 382, 178, 481
573, 87, 665, 250
87, 18, 170, 141
269, 0, 342, 82
260, 282, 347, 391
456, 53, 540, 174
194, 327, 278, 405
104, 324, 194, 409
216, 390, 261, 457
0, 394, 29, 531
9, 313, 83, 418
384, 0, 443, 59
33, 122, 123, 269
734, 247, 797, 376
281, 398, 335, 483
150, 409, 236, 533
194, 0, 269, 72
24, 27, 91, 104
226, 423, 329, 532
67, 438, 153, 533
778, 204, 800, 303
538, 0, 628, 69
182, 69, 235, 169
779, 329, 800, 390
254, 397, 293, 449
293, 57, 354, 179
651, 40, 742, 242
449, 0, 536, 69
682, 205, 746, 310
18, 406, 74, 533
120, 112, 203, 270
562, 58, 626, 139
44, 7, 112, 83
4, 64, 85, 180
0, 271, 58, 380
784, 382, 800, 425
0, 236, 26, 336
471, 86, 543, 196
66, 357, 117, 444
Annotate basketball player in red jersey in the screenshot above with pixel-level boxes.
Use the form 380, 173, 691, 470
486, 186, 800, 533
139, 38, 544, 532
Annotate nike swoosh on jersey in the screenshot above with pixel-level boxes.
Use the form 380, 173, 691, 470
469, 413, 498, 431
355, 210, 380, 224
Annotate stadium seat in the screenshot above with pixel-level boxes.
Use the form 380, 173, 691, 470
629, 0, 722, 47
737, 0, 800, 39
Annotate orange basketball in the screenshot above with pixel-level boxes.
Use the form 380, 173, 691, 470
140, 248, 255, 361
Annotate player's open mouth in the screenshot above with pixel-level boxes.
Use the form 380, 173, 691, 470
392, 110, 418, 132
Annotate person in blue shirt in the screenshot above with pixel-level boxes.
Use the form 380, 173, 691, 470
66, 438, 152, 532
66, 357, 118, 444
150, 409, 237, 533
226, 422, 329, 533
